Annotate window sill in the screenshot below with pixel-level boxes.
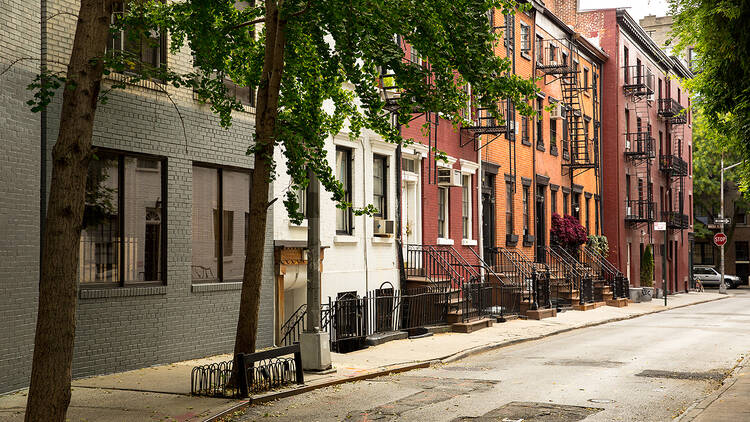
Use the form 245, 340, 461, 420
521, 138, 532, 146
506, 234, 519, 247
80, 285, 167, 299
550, 146, 559, 156
462, 239, 478, 246
371, 236, 394, 245
288, 219, 308, 228
437, 238, 454, 245
191, 282, 243, 293
523, 235, 535, 247
334, 235, 358, 245
520, 51, 531, 61
104, 71, 165, 93
536, 143, 545, 152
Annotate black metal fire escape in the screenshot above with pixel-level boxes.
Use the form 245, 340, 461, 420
623, 64, 656, 228
658, 94, 689, 230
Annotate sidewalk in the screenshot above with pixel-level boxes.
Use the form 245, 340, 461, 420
0, 291, 726, 422
677, 351, 750, 421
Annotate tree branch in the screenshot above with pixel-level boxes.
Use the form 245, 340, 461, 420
286, 0, 312, 20
229, 17, 266, 31
41, 11, 79, 22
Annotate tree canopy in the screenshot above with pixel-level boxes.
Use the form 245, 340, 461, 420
125, 0, 538, 221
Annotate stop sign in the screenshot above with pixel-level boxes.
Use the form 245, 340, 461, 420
714, 232, 728, 247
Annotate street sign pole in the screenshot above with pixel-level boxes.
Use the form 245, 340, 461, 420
720, 153, 727, 294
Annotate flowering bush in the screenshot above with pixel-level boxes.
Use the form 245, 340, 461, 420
587, 235, 609, 257
550, 213, 588, 252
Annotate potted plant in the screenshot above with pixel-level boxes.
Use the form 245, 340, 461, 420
639, 244, 654, 301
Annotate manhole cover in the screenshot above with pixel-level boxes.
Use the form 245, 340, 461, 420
636, 370, 726, 381
451, 401, 603, 421
588, 399, 614, 404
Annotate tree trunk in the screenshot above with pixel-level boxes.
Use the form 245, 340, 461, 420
25, 1, 113, 421
233, 0, 287, 357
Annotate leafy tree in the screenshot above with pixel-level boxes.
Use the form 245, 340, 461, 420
126, 0, 538, 360
669, 0, 750, 189
640, 244, 654, 287
587, 234, 609, 258
690, 110, 749, 245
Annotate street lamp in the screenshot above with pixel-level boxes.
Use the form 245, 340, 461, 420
719, 153, 743, 294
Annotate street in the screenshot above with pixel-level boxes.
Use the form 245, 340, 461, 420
234, 289, 750, 421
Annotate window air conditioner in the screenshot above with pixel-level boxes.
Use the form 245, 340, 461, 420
437, 168, 463, 187
625, 140, 631, 151
550, 102, 565, 120
626, 206, 632, 216
373, 218, 395, 236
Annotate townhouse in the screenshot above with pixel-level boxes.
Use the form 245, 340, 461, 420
0, 1, 275, 394
559, 4, 695, 292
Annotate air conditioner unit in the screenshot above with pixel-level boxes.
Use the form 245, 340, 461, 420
550, 102, 565, 120
626, 206, 632, 216
625, 140, 631, 150
373, 218, 395, 236
437, 168, 462, 187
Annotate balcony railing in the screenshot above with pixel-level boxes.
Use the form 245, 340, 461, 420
624, 199, 655, 222
663, 211, 690, 229
623, 65, 654, 97
624, 132, 655, 159
657, 97, 686, 123
659, 154, 688, 176
536, 39, 575, 75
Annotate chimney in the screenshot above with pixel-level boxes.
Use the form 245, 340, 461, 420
553, 0, 580, 27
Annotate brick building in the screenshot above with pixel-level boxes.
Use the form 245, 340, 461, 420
0, 1, 275, 394
557, 4, 695, 291
479, 1, 605, 264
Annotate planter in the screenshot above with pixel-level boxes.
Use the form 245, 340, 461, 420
640, 287, 654, 302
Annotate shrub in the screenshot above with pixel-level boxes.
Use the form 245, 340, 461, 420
551, 213, 588, 254
640, 244, 654, 287
587, 235, 609, 257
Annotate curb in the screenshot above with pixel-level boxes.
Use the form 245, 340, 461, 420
203, 294, 727, 422
674, 352, 750, 421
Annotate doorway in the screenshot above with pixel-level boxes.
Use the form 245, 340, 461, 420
535, 185, 546, 262
482, 172, 496, 264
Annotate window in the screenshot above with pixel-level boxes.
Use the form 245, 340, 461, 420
536, 97, 544, 148
583, 67, 589, 91
462, 175, 472, 239
505, 181, 514, 234
623, 46, 629, 80
520, 24, 531, 54
736, 204, 747, 225
373, 154, 388, 218
625, 109, 630, 136
551, 189, 557, 215
223, 79, 255, 107
80, 151, 166, 285
586, 196, 591, 233
595, 197, 600, 235
521, 116, 529, 144
693, 243, 714, 265
572, 193, 581, 220
563, 192, 569, 216
626, 175, 631, 201
523, 186, 530, 236
402, 157, 417, 173
108, 2, 166, 72
438, 187, 449, 238
295, 186, 307, 219
592, 72, 598, 98
336, 147, 353, 234
410, 45, 422, 66
736, 242, 749, 262
192, 165, 251, 283
550, 117, 557, 150
536, 35, 544, 62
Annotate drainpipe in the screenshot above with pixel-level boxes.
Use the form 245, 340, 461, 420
40, 0, 48, 267
531, 7, 538, 259
396, 121, 405, 287
359, 138, 370, 294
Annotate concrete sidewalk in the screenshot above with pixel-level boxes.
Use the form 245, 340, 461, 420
0, 291, 727, 422
677, 352, 750, 421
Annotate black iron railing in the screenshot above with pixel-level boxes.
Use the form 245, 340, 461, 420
280, 304, 307, 347
583, 246, 629, 299
404, 244, 457, 290
663, 211, 690, 229
487, 247, 550, 310
659, 154, 688, 176
625, 199, 656, 222
536, 39, 575, 74
428, 244, 482, 288
552, 246, 595, 303
460, 282, 522, 322
622, 65, 654, 96
658, 97, 685, 120
625, 132, 655, 159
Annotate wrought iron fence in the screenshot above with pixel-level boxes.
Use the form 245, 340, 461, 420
461, 282, 522, 322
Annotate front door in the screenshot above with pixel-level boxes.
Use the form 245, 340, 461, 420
482, 172, 496, 264
535, 186, 546, 263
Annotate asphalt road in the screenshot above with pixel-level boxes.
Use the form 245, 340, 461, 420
235, 289, 750, 422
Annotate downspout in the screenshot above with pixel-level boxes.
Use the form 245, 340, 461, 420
531, 7, 538, 258
396, 121, 405, 287
40, 0, 48, 267
360, 138, 370, 293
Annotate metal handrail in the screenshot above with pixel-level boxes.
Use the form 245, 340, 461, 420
465, 245, 510, 286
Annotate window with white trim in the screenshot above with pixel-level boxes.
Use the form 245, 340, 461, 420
462, 174, 472, 239
438, 187, 449, 238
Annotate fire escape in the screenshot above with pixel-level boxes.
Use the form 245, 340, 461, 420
623, 64, 656, 227
658, 94, 689, 229
537, 38, 596, 174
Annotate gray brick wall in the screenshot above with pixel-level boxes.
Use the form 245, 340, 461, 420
0, 0, 275, 394
0, 0, 42, 394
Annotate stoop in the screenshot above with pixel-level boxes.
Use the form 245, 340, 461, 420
606, 298, 629, 308
451, 318, 493, 333
572, 302, 597, 311
525, 308, 557, 320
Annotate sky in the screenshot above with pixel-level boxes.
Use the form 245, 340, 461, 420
578, 0, 670, 22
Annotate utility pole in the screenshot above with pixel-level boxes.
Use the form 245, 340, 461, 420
301, 169, 332, 370
718, 155, 743, 295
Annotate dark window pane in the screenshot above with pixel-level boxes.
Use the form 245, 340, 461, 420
80, 154, 120, 283
192, 166, 219, 282
222, 169, 249, 281
123, 156, 162, 282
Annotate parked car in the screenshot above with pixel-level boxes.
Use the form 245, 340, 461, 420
692, 266, 741, 288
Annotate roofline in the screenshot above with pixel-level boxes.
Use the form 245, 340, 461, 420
670, 56, 694, 79
573, 33, 609, 63
616, 9, 673, 70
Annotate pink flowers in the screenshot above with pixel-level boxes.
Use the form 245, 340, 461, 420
550, 213, 587, 250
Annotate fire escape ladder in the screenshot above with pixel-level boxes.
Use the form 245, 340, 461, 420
560, 43, 594, 170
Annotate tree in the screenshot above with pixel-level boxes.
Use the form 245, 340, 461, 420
640, 244, 654, 287
24, 1, 116, 420
669, 0, 750, 189
690, 110, 749, 245
128, 0, 538, 359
